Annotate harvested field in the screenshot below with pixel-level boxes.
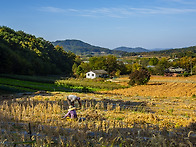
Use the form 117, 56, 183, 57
0, 92, 195, 146
103, 76, 196, 97
0, 75, 195, 146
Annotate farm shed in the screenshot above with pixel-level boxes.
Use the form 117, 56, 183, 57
164, 67, 185, 77
86, 70, 108, 79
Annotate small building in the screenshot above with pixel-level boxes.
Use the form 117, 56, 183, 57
83, 61, 89, 63
168, 59, 175, 62
164, 67, 185, 77
86, 70, 108, 79
147, 65, 155, 68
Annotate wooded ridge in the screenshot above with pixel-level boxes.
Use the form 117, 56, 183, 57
52, 39, 126, 55
0, 26, 76, 76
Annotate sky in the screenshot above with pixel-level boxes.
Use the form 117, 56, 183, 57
1, 0, 196, 49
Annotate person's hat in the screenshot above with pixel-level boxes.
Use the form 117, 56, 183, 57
68, 105, 76, 111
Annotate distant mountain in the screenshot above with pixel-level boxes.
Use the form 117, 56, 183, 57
52, 40, 125, 55
114, 46, 149, 53
148, 46, 196, 57
149, 48, 172, 51
52, 39, 196, 57
53, 40, 93, 48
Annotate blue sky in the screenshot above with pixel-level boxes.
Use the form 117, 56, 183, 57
1, 0, 196, 49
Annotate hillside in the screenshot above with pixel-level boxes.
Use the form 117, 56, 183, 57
144, 46, 196, 57
52, 39, 125, 55
114, 46, 149, 52
0, 26, 76, 75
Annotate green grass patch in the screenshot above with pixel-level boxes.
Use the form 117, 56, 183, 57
0, 84, 33, 94
0, 74, 59, 83
0, 77, 94, 94
0, 75, 127, 94
55, 78, 127, 90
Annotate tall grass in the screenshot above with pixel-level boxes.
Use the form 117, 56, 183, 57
0, 94, 195, 146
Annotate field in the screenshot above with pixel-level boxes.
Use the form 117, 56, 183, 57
0, 74, 126, 94
0, 75, 195, 146
103, 75, 196, 97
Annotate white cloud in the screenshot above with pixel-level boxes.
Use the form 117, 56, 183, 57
39, 6, 196, 18
145, 7, 196, 14
40, 7, 66, 13
166, 0, 196, 5
67, 9, 79, 12
83, 7, 196, 17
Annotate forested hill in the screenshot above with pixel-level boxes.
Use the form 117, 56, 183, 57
114, 46, 149, 53
52, 40, 125, 55
144, 46, 196, 57
0, 26, 76, 75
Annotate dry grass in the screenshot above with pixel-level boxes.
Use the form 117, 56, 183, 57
105, 82, 196, 97
0, 75, 195, 146
103, 75, 196, 97
150, 75, 196, 82
0, 92, 195, 146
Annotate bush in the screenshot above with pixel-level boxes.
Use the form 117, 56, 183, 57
128, 67, 151, 86
183, 71, 190, 77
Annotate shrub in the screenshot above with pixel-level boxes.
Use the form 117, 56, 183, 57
183, 71, 190, 77
128, 67, 151, 86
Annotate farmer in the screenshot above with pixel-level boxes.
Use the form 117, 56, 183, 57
67, 95, 82, 108
62, 105, 77, 119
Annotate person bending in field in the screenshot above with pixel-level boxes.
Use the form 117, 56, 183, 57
62, 105, 77, 119
67, 95, 82, 108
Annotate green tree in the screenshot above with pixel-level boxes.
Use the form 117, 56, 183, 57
115, 69, 121, 77
72, 63, 78, 77
132, 63, 142, 72
129, 67, 151, 86
76, 65, 84, 78
139, 58, 149, 67
0, 26, 76, 76
117, 61, 127, 75
153, 57, 170, 75
125, 64, 132, 74
88, 55, 119, 76
105, 55, 118, 74
149, 57, 159, 66
89, 56, 106, 70
177, 57, 192, 72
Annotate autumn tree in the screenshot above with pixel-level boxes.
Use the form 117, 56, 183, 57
129, 67, 151, 86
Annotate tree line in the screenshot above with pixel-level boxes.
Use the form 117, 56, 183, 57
73, 55, 196, 78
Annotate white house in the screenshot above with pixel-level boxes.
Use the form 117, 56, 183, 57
86, 70, 108, 79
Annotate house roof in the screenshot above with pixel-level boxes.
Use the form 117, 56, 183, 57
91, 70, 108, 74
165, 67, 185, 73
